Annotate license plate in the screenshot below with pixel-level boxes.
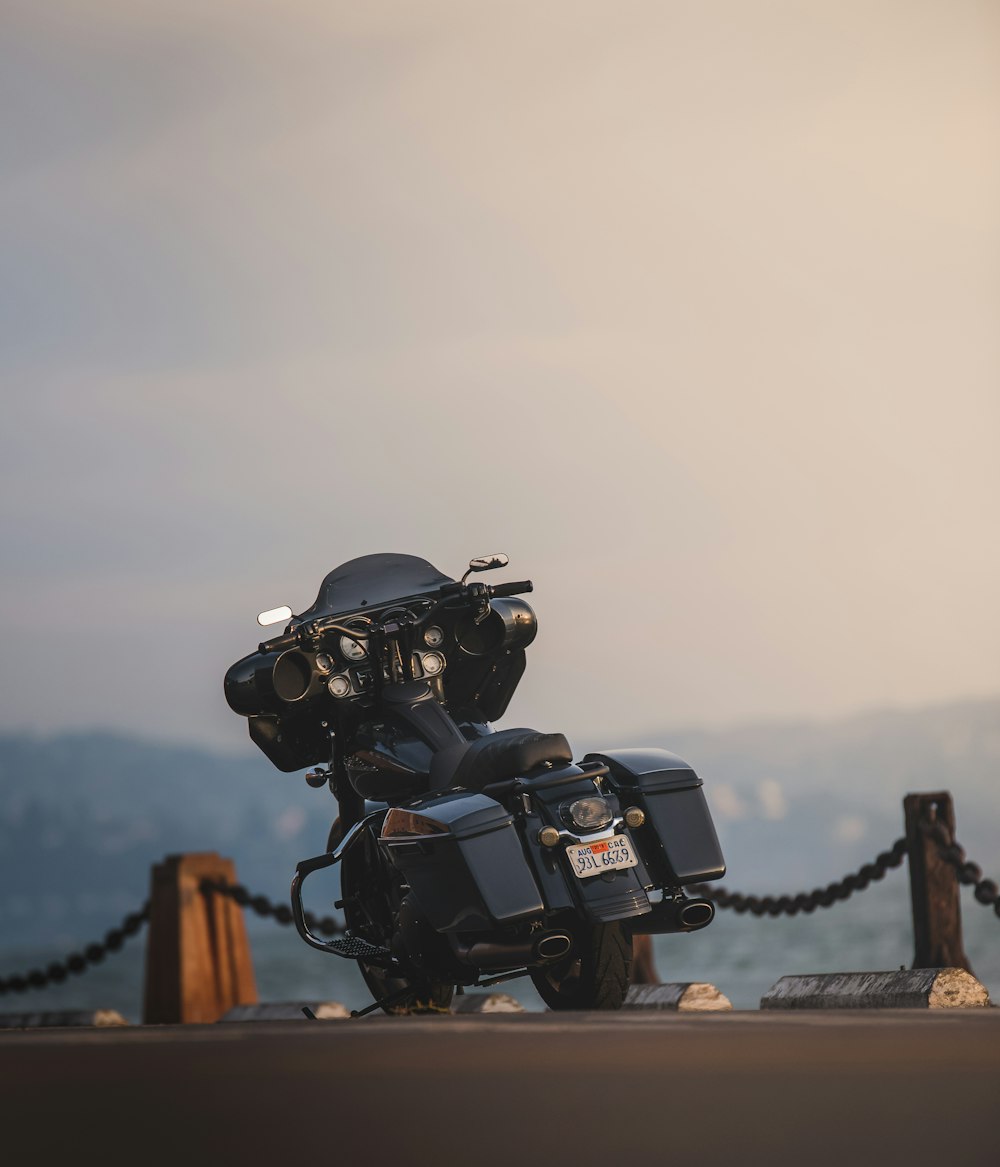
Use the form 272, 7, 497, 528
566, 834, 638, 880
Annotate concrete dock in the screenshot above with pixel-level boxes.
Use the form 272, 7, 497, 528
3, 1010, 998, 1165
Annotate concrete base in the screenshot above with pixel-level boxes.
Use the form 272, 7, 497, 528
0, 1009, 127, 1029
761, 968, 991, 1010
624, 983, 733, 1012
452, 992, 525, 1014
220, 1001, 350, 1021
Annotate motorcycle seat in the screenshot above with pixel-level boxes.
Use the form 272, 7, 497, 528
429, 728, 573, 792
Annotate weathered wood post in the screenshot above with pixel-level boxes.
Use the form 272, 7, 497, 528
903, 792, 972, 973
143, 853, 258, 1024
630, 934, 660, 985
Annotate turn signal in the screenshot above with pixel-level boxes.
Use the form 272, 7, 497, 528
538, 826, 561, 848
624, 806, 646, 828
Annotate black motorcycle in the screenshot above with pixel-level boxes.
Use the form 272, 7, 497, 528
225, 553, 725, 1013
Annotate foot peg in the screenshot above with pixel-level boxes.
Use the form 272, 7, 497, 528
323, 934, 393, 962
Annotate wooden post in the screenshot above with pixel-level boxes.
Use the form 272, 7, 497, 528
630, 933, 660, 985
143, 853, 258, 1025
904, 792, 972, 973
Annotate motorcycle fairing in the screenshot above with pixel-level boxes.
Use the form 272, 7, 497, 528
248, 711, 329, 773
443, 597, 536, 722
446, 646, 527, 723
294, 554, 454, 624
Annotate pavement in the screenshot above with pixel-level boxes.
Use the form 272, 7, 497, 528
3, 1010, 998, 1166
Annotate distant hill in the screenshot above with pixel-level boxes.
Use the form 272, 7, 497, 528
613, 697, 1000, 888
0, 732, 329, 945
2, 698, 998, 946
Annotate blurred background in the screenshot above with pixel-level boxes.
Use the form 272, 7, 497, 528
2, 0, 998, 1013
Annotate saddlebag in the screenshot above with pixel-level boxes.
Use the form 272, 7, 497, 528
585, 749, 726, 886
380, 791, 544, 932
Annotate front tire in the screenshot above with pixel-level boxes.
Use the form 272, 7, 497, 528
330, 817, 454, 1015
530, 922, 632, 1010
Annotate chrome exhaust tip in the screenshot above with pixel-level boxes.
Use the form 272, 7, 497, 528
533, 932, 573, 962
678, 899, 715, 930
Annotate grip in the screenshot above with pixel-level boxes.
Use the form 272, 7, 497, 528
258, 631, 299, 654
489, 580, 533, 598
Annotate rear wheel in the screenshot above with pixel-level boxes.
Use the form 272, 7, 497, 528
330, 817, 454, 1015
529, 922, 632, 1010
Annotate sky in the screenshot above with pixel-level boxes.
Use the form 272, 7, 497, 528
2, 0, 998, 753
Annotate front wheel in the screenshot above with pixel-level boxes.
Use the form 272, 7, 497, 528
330, 817, 454, 1015
529, 922, 632, 1010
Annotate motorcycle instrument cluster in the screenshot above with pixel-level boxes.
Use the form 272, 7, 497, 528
339, 632, 369, 661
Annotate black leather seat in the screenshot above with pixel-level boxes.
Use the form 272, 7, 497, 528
429, 728, 573, 791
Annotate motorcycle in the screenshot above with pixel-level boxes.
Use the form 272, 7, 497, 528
225, 552, 726, 1013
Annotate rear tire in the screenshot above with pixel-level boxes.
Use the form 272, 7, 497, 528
330, 817, 454, 1015
530, 922, 632, 1010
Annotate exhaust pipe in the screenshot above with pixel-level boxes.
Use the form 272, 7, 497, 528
533, 932, 573, 962
678, 898, 715, 930
629, 896, 716, 935
452, 932, 573, 970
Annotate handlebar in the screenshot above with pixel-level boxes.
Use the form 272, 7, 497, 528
258, 619, 371, 655
257, 579, 533, 654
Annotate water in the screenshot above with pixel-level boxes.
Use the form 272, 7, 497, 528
4, 874, 998, 1021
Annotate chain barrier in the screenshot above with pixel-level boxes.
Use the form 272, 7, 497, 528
0, 879, 346, 997
920, 814, 1000, 920
0, 903, 150, 996
688, 837, 909, 916
199, 879, 346, 937
3, 823, 995, 993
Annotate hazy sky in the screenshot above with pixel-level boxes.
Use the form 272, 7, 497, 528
2, 1, 998, 752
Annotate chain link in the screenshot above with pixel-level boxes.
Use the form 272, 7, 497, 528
0, 903, 150, 996
689, 837, 909, 916
0, 879, 345, 997
920, 816, 1000, 920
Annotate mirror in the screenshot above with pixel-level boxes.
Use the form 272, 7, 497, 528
257, 605, 293, 628
469, 553, 509, 573
462, 553, 509, 583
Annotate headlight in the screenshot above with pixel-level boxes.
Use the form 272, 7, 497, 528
563, 796, 613, 833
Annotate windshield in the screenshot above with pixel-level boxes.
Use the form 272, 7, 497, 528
294, 553, 454, 622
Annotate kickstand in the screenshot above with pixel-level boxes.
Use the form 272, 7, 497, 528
301, 1006, 318, 1021
350, 985, 424, 1019
475, 969, 531, 989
